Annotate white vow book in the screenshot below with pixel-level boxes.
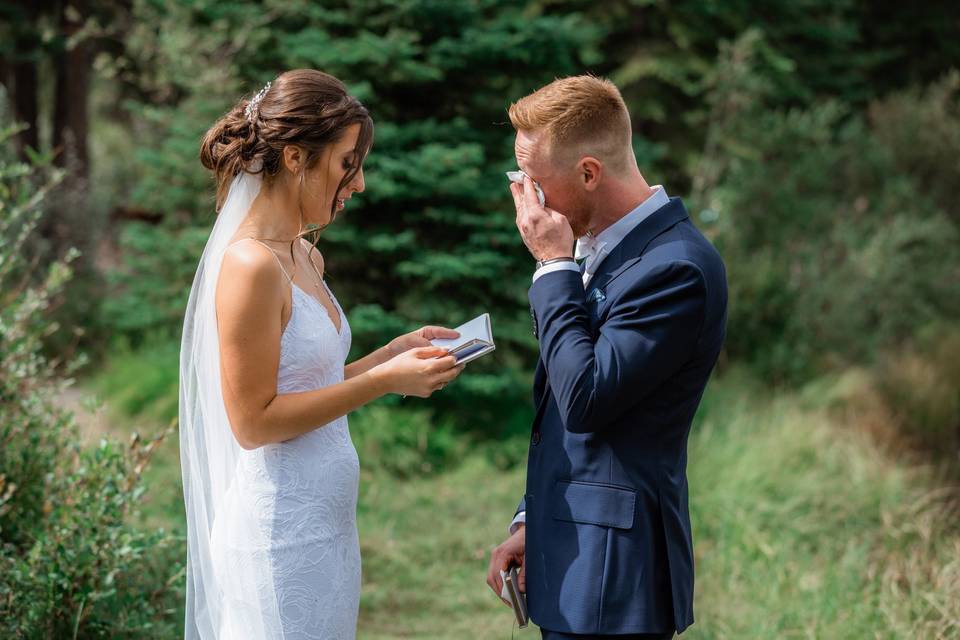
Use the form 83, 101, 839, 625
430, 313, 495, 365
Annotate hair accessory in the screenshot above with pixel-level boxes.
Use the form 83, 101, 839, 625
244, 81, 272, 123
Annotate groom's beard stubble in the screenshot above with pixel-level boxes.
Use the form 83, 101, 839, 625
564, 195, 594, 239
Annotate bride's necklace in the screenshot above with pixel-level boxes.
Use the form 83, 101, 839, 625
303, 254, 326, 294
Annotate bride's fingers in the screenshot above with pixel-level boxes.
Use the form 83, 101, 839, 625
405, 336, 433, 348
420, 326, 459, 340
412, 347, 449, 359
427, 355, 458, 371
438, 366, 463, 384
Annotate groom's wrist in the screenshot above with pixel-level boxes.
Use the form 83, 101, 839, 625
535, 255, 575, 269
532, 258, 580, 283
509, 511, 526, 535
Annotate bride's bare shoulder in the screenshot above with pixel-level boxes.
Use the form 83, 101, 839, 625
218, 239, 286, 305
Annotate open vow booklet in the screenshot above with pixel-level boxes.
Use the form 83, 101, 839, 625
430, 313, 495, 365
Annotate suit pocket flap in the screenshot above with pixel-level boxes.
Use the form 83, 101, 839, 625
552, 481, 636, 530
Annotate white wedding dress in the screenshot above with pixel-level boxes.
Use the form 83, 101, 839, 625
209, 247, 360, 639
181, 172, 363, 639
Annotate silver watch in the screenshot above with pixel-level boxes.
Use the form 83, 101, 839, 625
535, 256, 575, 270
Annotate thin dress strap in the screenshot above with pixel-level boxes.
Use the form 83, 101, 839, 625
301, 239, 325, 284
248, 238, 293, 283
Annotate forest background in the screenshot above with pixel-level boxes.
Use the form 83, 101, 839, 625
2, 1, 959, 637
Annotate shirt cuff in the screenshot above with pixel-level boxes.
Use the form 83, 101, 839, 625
509, 511, 526, 534
532, 261, 579, 283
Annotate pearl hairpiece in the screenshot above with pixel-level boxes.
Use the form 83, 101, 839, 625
244, 81, 272, 123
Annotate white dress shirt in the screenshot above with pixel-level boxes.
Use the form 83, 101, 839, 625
511, 185, 670, 534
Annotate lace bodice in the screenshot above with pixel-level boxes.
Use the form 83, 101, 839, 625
277, 282, 352, 394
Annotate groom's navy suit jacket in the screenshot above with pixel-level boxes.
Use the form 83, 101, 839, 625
518, 197, 727, 635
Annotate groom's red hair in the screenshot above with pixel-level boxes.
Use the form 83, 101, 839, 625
508, 75, 632, 174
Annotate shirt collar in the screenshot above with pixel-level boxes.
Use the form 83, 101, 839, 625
574, 185, 669, 261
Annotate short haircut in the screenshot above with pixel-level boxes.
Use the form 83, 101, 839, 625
508, 75, 632, 174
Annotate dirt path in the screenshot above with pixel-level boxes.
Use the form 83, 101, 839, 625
56, 386, 116, 445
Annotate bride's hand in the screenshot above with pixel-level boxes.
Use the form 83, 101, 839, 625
387, 326, 460, 357
371, 347, 464, 398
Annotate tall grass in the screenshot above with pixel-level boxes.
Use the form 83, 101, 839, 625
689, 373, 960, 639
80, 364, 960, 638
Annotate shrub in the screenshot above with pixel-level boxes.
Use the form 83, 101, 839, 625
0, 127, 182, 637
709, 71, 960, 381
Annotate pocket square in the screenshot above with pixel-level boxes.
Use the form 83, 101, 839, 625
587, 288, 606, 304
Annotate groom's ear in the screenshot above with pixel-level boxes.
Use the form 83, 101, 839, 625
578, 156, 603, 192
282, 145, 305, 174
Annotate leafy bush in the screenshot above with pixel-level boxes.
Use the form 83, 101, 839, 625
869, 71, 960, 222
0, 127, 182, 637
705, 52, 960, 381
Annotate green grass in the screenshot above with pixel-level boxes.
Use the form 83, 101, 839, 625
687, 374, 960, 639
84, 365, 960, 639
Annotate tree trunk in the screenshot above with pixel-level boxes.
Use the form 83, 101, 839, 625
8, 0, 44, 159
44, 0, 93, 259
52, 3, 91, 180
12, 58, 39, 156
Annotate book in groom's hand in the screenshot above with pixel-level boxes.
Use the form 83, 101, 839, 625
429, 313, 495, 365
500, 565, 529, 629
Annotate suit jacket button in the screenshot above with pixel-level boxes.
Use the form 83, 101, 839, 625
531, 432, 541, 445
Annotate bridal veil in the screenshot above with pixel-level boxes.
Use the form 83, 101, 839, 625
179, 171, 284, 638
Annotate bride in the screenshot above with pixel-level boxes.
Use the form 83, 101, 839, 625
179, 69, 464, 639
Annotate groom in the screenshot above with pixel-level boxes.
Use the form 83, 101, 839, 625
487, 76, 727, 639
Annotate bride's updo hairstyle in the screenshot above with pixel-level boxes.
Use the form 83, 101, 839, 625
200, 69, 373, 213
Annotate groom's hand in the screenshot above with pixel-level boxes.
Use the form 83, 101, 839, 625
511, 175, 574, 261
487, 525, 526, 603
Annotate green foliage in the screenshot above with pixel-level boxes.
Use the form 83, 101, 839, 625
87, 1, 960, 409
351, 405, 465, 478
868, 71, 960, 223
100, 223, 209, 340
94, 337, 181, 421
697, 33, 960, 381
0, 129, 181, 637
600, 0, 960, 189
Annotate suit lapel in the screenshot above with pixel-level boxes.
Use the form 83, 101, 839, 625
585, 197, 690, 297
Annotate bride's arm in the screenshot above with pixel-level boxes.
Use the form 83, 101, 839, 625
216, 244, 461, 449
345, 345, 396, 380
344, 324, 463, 379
